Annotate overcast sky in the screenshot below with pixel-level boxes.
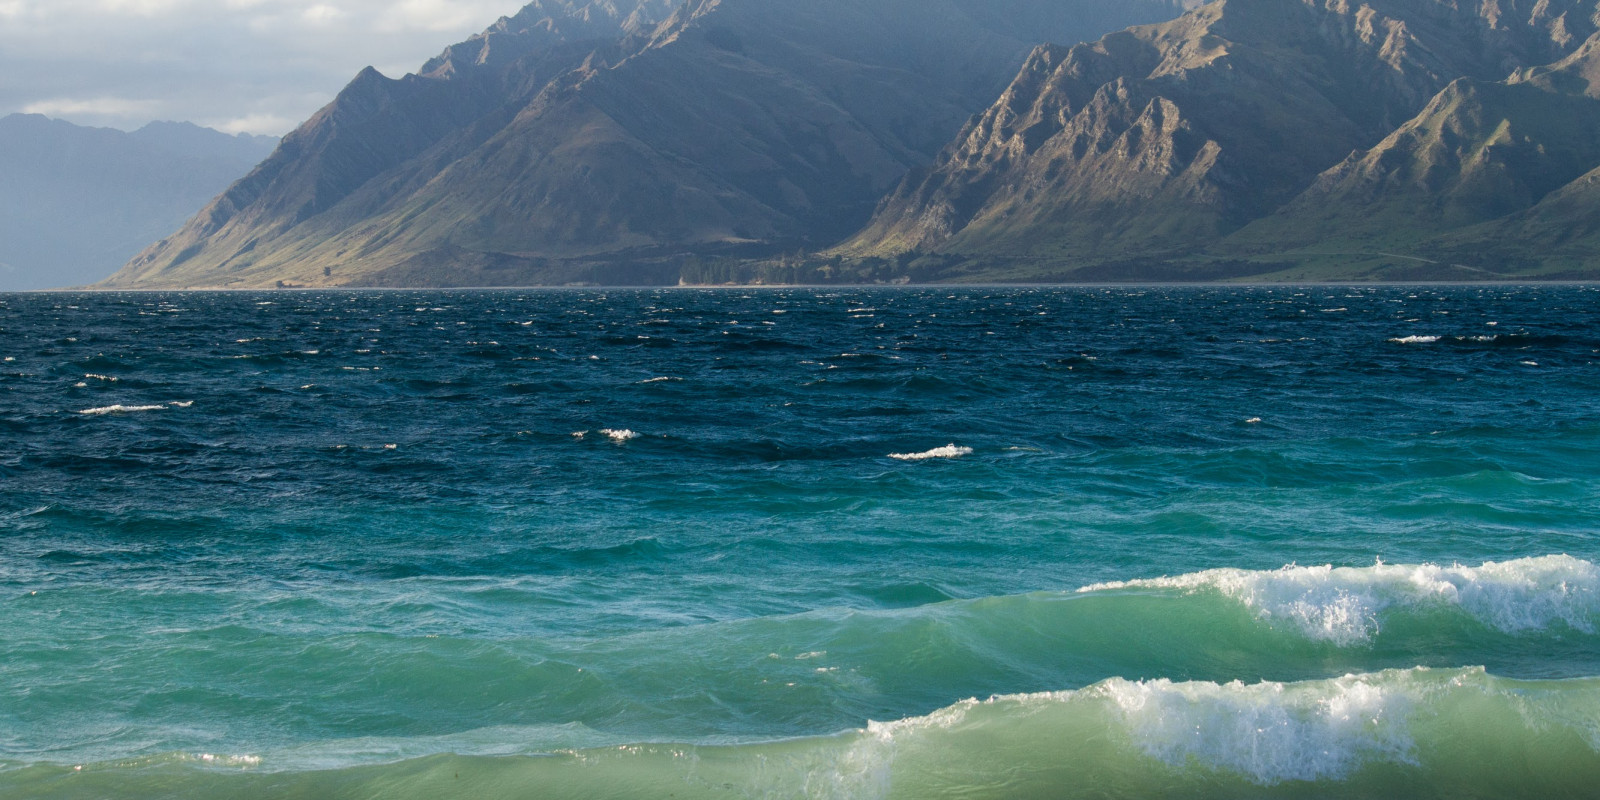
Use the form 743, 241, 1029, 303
0, 0, 530, 136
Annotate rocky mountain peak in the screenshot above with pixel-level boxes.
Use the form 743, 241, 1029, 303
1510, 29, 1600, 94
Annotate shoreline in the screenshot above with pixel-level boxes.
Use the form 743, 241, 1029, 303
11, 279, 1600, 294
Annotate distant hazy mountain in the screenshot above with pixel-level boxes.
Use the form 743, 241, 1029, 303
0, 115, 276, 290
840, 0, 1600, 282
104, 0, 1194, 289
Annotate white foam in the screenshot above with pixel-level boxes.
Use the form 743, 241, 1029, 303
83, 374, 118, 382
170, 401, 194, 408
78, 405, 166, 416
852, 668, 1499, 789
1080, 556, 1599, 645
1389, 335, 1441, 344
1097, 672, 1417, 783
639, 377, 682, 384
889, 445, 973, 461
191, 753, 263, 768
601, 429, 640, 443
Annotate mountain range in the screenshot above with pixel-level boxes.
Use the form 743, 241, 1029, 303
0, 115, 276, 290
842, 0, 1600, 281
102, 0, 1195, 288
102, 0, 1600, 287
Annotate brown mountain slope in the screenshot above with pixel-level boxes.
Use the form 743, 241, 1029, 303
1219, 32, 1600, 277
105, 0, 1193, 289
838, 0, 1598, 280
1415, 37, 1600, 276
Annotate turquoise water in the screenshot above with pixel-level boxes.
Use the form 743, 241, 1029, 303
1, 286, 1597, 798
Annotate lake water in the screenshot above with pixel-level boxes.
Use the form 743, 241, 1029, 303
2, 286, 1597, 798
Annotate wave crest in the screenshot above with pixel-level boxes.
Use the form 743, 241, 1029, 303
1100, 672, 1416, 783
77, 404, 167, 416
888, 445, 973, 461
1080, 555, 1600, 645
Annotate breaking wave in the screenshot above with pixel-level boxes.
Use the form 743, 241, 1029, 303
1079, 555, 1599, 646
5, 668, 1596, 799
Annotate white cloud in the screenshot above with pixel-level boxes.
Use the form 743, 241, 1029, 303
212, 111, 300, 135
96, 0, 190, 16
384, 0, 497, 32
22, 96, 164, 118
301, 4, 349, 26
0, 0, 529, 134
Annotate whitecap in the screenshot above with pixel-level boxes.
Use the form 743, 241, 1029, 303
1080, 555, 1599, 645
1388, 335, 1441, 344
853, 668, 1511, 788
78, 405, 166, 416
1098, 671, 1417, 783
601, 429, 640, 443
638, 377, 682, 384
889, 445, 973, 461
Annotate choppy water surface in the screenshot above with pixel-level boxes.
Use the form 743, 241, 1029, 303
1, 286, 1598, 798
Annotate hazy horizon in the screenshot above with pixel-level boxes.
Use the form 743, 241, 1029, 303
0, 0, 529, 136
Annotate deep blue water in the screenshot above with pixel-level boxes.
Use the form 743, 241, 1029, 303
1, 286, 1598, 798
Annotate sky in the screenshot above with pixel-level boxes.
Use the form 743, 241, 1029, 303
0, 0, 530, 136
